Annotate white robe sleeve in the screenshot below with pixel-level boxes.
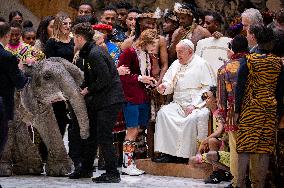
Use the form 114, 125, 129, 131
162, 60, 179, 95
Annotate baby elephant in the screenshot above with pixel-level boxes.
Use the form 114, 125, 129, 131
0, 57, 89, 177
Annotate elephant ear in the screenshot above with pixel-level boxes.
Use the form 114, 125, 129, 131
22, 61, 43, 77
46, 57, 84, 86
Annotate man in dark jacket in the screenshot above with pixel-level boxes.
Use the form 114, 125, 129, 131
0, 21, 28, 157
71, 22, 124, 183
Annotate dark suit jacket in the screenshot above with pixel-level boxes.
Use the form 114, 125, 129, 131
0, 45, 27, 120
79, 42, 124, 111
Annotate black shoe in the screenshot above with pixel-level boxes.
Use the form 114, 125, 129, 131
218, 169, 233, 182
152, 154, 175, 163
224, 183, 234, 188
68, 170, 93, 179
204, 171, 222, 184
92, 173, 121, 183
176, 157, 189, 164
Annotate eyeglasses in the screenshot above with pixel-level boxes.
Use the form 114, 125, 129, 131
228, 42, 232, 50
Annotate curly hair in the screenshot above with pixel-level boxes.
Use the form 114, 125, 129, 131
36, 16, 55, 48
249, 24, 274, 45
135, 29, 158, 48
241, 8, 263, 25
73, 22, 94, 42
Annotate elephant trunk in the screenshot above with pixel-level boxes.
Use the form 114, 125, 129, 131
67, 90, 90, 139
61, 76, 89, 139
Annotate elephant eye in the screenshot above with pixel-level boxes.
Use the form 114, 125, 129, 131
43, 73, 52, 80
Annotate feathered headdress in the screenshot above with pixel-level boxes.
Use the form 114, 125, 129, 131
164, 9, 178, 22
138, 7, 162, 19
174, 2, 193, 16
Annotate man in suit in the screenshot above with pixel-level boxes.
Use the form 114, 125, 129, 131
71, 22, 124, 183
0, 20, 28, 157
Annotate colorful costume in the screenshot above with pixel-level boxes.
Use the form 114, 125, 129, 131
118, 47, 151, 175
216, 53, 246, 187
6, 41, 45, 62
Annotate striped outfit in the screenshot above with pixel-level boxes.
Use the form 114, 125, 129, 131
237, 53, 282, 154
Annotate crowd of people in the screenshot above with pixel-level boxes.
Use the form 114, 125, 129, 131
0, 1, 284, 187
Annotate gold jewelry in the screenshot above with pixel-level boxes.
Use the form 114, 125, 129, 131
182, 19, 197, 40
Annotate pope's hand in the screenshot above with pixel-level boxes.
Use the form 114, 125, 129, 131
185, 105, 196, 115
157, 84, 166, 94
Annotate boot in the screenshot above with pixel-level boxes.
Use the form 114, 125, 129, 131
92, 172, 121, 183
135, 130, 147, 159
121, 140, 144, 176
97, 146, 105, 170
69, 162, 93, 179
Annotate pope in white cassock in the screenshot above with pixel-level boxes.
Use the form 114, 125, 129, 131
153, 39, 216, 163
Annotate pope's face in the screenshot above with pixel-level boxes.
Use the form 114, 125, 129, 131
176, 44, 193, 65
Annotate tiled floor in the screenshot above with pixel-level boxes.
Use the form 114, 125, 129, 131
0, 171, 230, 188
0, 127, 230, 188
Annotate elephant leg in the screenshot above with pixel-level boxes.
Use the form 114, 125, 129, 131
34, 106, 72, 176
0, 121, 14, 177
12, 121, 43, 175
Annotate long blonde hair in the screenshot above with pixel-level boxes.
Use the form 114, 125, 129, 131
52, 12, 70, 41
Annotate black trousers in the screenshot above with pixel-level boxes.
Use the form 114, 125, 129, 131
52, 101, 69, 137
0, 97, 8, 157
68, 100, 122, 175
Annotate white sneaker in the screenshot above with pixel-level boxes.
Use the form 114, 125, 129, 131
121, 164, 144, 176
